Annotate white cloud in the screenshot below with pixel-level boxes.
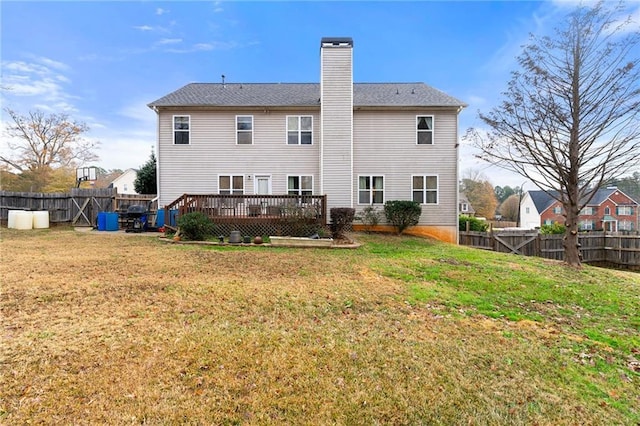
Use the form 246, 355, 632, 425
133, 25, 154, 31
156, 7, 168, 16
157, 38, 182, 45
0, 57, 77, 113
213, 1, 223, 13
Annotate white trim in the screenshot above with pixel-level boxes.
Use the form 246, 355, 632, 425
236, 115, 254, 145
286, 174, 314, 196
253, 175, 272, 195
357, 175, 385, 205
416, 115, 434, 145
217, 174, 245, 194
285, 115, 314, 145
173, 115, 190, 145
411, 174, 439, 205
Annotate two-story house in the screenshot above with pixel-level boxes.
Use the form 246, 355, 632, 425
520, 188, 639, 231
148, 38, 466, 243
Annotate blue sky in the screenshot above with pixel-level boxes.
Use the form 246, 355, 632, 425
1, 1, 639, 187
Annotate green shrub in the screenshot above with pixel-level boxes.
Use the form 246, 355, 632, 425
357, 205, 382, 233
330, 208, 355, 239
176, 211, 216, 241
459, 215, 489, 232
540, 223, 566, 234
384, 201, 422, 235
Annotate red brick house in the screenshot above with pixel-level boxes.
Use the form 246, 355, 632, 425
520, 187, 638, 232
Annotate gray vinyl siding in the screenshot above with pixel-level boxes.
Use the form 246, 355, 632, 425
353, 110, 459, 226
321, 46, 353, 211
157, 110, 320, 206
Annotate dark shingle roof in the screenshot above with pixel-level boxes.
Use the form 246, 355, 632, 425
528, 187, 636, 213
148, 83, 466, 108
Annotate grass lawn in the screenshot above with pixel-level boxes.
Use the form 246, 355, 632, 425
1, 228, 638, 424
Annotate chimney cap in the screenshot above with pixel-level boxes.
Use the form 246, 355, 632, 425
321, 37, 353, 47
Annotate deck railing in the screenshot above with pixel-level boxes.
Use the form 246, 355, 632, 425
164, 194, 327, 236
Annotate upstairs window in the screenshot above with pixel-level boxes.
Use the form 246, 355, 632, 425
604, 206, 611, 215
358, 176, 384, 204
412, 175, 438, 204
287, 176, 313, 196
617, 206, 633, 215
219, 175, 244, 195
236, 116, 253, 145
287, 116, 313, 145
416, 116, 434, 145
553, 206, 562, 214
173, 116, 190, 145
459, 203, 469, 212
581, 206, 594, 215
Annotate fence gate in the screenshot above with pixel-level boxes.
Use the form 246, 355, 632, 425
70, 188, 116, 227
493, 231, 539, 256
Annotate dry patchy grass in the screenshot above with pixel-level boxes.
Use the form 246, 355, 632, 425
1, 228, 638, 424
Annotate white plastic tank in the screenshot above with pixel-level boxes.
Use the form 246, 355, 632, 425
33, 211, 50, 229
11, 211, 33, 230
7, 210, 19, 228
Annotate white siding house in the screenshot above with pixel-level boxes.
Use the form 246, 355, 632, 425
110, 168, 138, 195
148, 37, 466, 243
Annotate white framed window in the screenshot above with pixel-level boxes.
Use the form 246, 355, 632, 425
287, 116, 313, 145
459, 203, 469, 212
416, 115, 434, 145
580, 206, 594, 215
604, 206, 611, 215
358, 176, 384, 204
617, 206, 633, 215
525, 207, 530, 214
579, 220, 594, 230
236, 116, 253, 145
412, 175, 438, 204
173, 115, 190, 145
619, 220, 634, 231
553, 206, 562, 214
287, 175, 313, 196
219, 175, 244, 195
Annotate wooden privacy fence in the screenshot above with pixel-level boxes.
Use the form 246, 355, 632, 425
1, 189, 157, 227
459, 230, 640, 269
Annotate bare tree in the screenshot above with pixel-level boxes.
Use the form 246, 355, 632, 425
1, 109, 100, 190
465, 2, 640, 267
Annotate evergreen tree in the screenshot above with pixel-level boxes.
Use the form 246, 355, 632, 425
134, 151, 157, 194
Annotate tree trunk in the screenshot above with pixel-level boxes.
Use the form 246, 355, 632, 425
563, 201, 582, 267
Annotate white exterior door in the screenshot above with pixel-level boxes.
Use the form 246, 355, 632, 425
255, 176, 272, 195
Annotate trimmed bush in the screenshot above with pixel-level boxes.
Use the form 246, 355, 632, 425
540, 223, 566, 235
330, 208, 355, 239
176, 211, 216, 241
384, 200, 422, 235
357, 205, 382, 233
459, 215, 489, 232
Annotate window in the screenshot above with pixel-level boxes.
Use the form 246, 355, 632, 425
579, 220, 594, 230
236, 116, 253, 145
553, 206, 562, 214
287, 116, 313, 145
617, 206, 633, 215
173, 116, 190, 144
219, 175, 244, 195
359, 176, 384, 204
412, 175, 438, 204
525, 207, 530, 214
459, 203, 469, 212
620, 220, 634, 231
580, 206, 594, 215
604, 206, 611, 215
287, 176, 313, 196
416, 116, 434, 145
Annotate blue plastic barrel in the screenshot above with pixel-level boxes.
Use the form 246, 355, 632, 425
156, 209, 165, 227
97, 212, 107, 231
106, 213, 119, 231
169, 209, 179, 227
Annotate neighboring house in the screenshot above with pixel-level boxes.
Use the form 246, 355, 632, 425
459, 193, 476, 216
110, 169, 138, 195
148, 37, 466, 243
520, 188, 639, 231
